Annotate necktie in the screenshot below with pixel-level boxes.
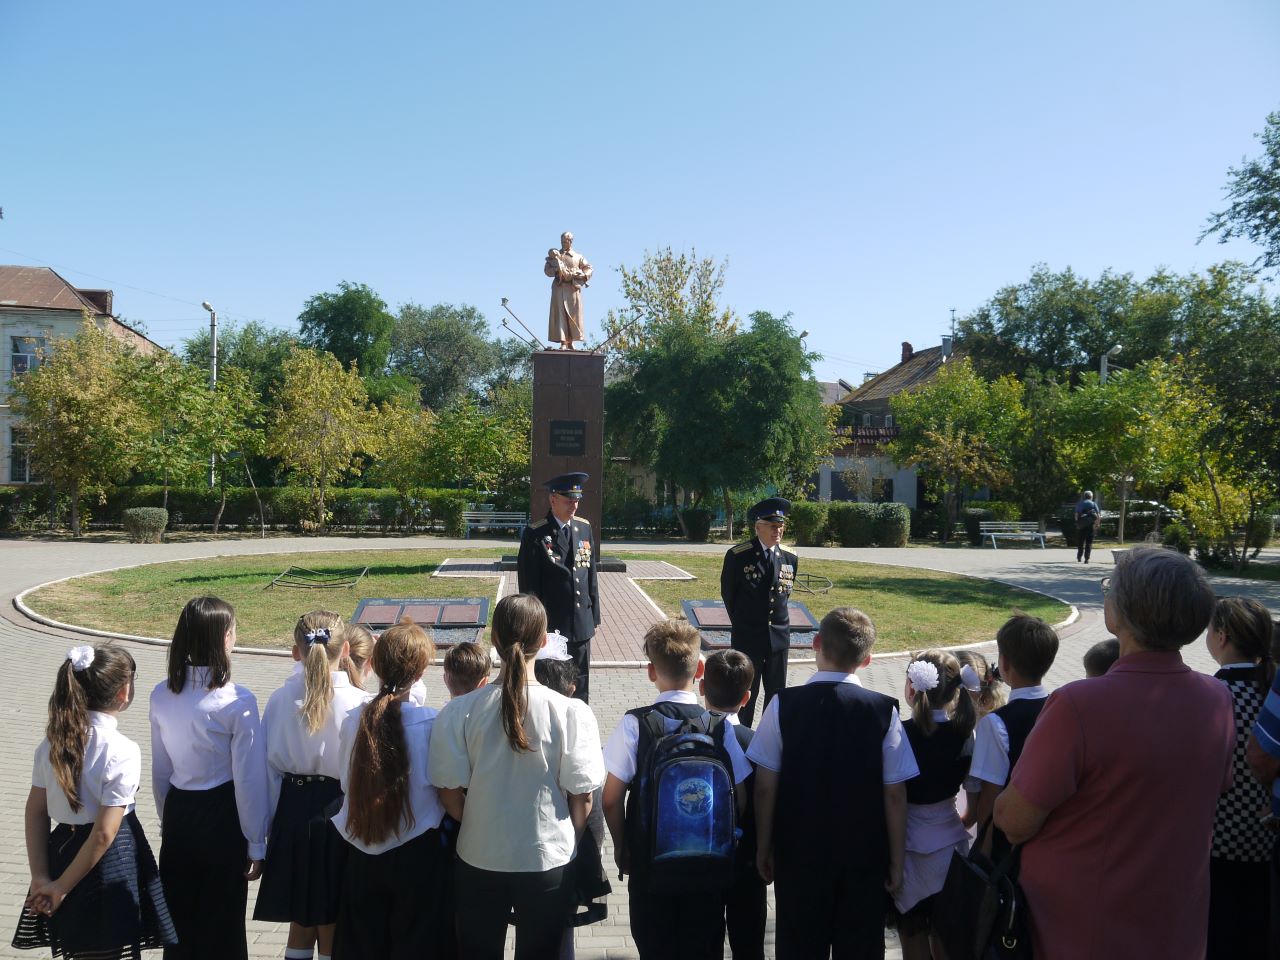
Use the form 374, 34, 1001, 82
559, 522, 571, 553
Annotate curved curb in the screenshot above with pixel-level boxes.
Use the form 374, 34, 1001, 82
12, 547, 1079, 667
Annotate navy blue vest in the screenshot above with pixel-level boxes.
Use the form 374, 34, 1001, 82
902, 718, 971, 805
774, 680, 897, 871
992, 697, 1047, 782
988, 695, 1047, 858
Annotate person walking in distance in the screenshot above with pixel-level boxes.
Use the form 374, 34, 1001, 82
721, 499, 797, 726
1074, 490, 1101, 563
517, 473, 601, 703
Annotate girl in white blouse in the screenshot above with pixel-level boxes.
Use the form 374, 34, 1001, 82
255, 611, 368, 960
330, 618, 451, 960
15, 644, 176, 960
149, 596, 269, 960
429, 594, 604, 960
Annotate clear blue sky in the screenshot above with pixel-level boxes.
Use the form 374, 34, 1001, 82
2, 1, 1277, 383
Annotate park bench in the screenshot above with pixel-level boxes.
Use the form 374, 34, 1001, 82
979, 521, 1046, 549
462, 510, 529, 539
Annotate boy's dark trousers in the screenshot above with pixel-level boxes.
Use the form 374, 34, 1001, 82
629, 883, 725, 960
774, 862, 885, 960
725, 859, 766, 960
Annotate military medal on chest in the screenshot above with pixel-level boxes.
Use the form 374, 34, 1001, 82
542, 534, 557, 561
575, 536, 592, 568
777, 562, 794, 596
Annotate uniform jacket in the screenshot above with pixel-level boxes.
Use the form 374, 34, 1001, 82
720, 537, 796, 656
517, 511, 600, 645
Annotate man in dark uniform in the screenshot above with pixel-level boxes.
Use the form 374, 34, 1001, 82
721, 497, 797, 726
517, 472, 601, 702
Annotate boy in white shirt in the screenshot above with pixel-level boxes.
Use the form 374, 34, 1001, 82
602, 620, 753, 959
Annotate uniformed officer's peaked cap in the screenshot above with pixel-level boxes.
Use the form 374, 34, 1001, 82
546, 472, 588, 500
749, 497, 791, 524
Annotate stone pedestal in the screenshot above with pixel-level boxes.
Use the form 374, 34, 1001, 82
531, 350, 604, 552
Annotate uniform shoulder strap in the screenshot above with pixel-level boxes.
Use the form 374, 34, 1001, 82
529, 518, 550, 531
731, 541, 754, 554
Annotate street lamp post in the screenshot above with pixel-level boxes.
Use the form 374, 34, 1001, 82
1100, 343, 1123, 384
202, 301, 217, 488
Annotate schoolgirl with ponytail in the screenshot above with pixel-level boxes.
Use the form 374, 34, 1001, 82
894, 650, 978, 960
429, 594, 604, 960
256, 611, 368, 960
149, 596, 270, 960
1206, 597, 1276, 959
330, 617, 451, 959
13, 644, 177, 959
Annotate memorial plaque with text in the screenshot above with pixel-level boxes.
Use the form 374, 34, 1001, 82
549, 419, 587, 456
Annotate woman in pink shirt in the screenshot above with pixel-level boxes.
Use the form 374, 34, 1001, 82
995, 546, 1235, 960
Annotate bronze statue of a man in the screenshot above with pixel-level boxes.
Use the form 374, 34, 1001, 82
544, 231, 592, 349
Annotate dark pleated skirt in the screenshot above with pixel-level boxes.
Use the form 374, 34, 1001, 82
332, 827, 454, 960
158, 781, 248, 960
254, 775, 346, 926
12, 810, 177, 960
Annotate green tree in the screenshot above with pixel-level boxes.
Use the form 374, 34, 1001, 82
267, 349, 377, 529
1202, 111, 1280, 276
958, 265, 1138, 382
132, 355, 211, 508
601, 247, 738, 359
1006, 375, 1073, 529
389, 302, 496, 410
181, 320, 301, 403
196, 368, 267, 534
365, 398, 437, 494
10, 318, 148, 536
607, 311, 834, 537
886, 358, 1025, 538
1056, 358, 1211, 542
297, 282, 395, 376
421, 394, 528, 493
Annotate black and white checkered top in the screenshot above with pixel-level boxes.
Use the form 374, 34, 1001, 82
1211, 665, 1273, 862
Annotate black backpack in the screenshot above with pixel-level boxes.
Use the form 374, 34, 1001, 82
623, 702, 738, 893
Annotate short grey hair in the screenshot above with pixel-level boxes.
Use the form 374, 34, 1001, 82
1110, 546, 1214, 650
1082, 490, 1093, 500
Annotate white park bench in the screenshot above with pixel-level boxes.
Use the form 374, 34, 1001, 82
462, 511, 529, 539
979, 521, 1046, 549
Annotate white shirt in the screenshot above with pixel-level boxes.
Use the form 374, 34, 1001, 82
966, 685, 1048, 789
332, 700, 445, 856
149, 667, 270, 859
32, 712, 141, 825
602, 690, 754, 785
409, 680, 428, 707
263, 665, 371, 818
746, 671, 920, 785
429, 682, 603, 872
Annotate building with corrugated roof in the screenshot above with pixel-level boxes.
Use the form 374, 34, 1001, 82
1, 266, 164, 485
813, 337, 955, 508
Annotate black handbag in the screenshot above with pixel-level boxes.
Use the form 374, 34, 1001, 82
932, 821, 1033, 960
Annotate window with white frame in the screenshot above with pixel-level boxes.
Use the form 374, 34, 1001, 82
11, 336, 47, 376
9, 427, 37, 483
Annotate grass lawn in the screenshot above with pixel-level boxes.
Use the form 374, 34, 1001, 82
24, 548, 1068, 653
616, 552, 1065, 651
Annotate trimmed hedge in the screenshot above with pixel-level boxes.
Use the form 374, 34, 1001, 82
872, 502, 910, 547
788, 501, 830, 546
122, 507, 168, 543
825, 502, 911, 547
0, 487, 92, 532
682, 508, 713, 543
97, 485, 477, 536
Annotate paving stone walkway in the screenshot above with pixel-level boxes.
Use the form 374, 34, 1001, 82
1, 535, 1276, 958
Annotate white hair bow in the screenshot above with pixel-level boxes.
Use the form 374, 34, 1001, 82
906, 659, 940, 694
959, 663, 982, 693
67, 645, 96, 672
